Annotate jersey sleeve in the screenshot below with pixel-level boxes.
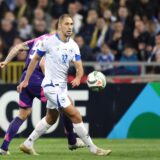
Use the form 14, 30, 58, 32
72, 42, 81, 62
36, 39, 47, 57
24, 39, 36, 51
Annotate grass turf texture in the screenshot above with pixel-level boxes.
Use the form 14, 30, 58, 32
0, 138, 160, 160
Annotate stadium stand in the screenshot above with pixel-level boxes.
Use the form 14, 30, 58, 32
0, 0, 160, 83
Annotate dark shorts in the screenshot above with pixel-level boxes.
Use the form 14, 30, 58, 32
19, 85, 47, 108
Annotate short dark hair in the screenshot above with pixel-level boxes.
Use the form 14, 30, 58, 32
56, 14, 73, 30
58, 14, 73, 24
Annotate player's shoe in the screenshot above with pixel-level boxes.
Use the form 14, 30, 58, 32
0, 148, 10, 155
68, 138, 86, 150
94, 147, 112, 156
19, 143, 39, 155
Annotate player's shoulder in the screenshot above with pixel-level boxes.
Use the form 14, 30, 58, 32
41, 33, 52, 41
35, 34, 51, 42
68, 38, 78, 47
68, 38, 80, 54
37, 34, 53, 47
45, 33, 58, 43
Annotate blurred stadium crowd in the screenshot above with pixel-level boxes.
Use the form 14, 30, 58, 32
0, 0, 160, 76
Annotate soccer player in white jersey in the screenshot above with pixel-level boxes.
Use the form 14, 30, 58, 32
0, 34, 85, 155
18, 14, 112, 156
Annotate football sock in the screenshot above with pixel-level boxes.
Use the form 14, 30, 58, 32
61, 114, 76, 145
73, 122, 97, 153
24, 117, 51, 148
1, 117, 24, 151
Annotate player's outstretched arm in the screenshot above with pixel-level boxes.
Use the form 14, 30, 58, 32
0, 43, 28, 68
71, 60, 84, 88
17, 53, 41, 93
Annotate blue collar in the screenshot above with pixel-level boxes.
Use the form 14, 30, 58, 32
55, 33, 69, 42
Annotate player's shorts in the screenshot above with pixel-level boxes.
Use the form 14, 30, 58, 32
42, 81, 71, 110
19, 85, 47, 108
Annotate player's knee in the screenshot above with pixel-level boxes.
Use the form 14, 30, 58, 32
18, 112, 30, 120
18, 108, 31, 120
45, 115, 57, 125
46, 110, 59, 125
70, 110, 82, 123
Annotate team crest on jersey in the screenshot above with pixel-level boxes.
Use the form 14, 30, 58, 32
69, 49, 73, 53
60, 97, 65, 103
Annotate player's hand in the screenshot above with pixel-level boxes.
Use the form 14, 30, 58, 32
71, 77, 81, 88
17, 80, 28, 93
0, 61, 7, 68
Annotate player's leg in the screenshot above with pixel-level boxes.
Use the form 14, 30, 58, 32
21, 87, 55, 149
43, 86, 111, 156
20, 102, 84, 155
61, 96, 85, 150
0, 86, 34, 154
60, 97, 76, 146
0, 108, 31, 155
20, 111, 85, 155
20, 100, 59, 155
61, 95, 111, 156
23, 107, 59, 147
61, 113, 86, 150
31, 87, 82, 148
20, 87, 84, 153
0, 87, 33, 155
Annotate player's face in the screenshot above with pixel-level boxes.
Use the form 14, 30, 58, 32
60, 17, 73, 37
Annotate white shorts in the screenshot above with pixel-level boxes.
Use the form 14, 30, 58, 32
43, 82, 71, 110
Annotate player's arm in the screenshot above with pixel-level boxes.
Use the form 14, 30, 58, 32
0, 42, 28, 68
71, 42, 84, 87
39, 57, 45, 75
17, 53, 41, 93
71, 60, 84, 88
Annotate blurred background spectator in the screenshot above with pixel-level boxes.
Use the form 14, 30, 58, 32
95, 43, 114, 75
79, 9, 98, 45
111, 44, 140, 75
18, 16, 32, 40
31, 19, 48, 38
50, 0, 68, 19
74, 35, 93, 61
68, 2, 83, 34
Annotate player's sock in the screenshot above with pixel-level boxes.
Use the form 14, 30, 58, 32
23, 117, 51, 148
73, 122, 97, 153
1, 117, 24, 151
61, 114, 76, 145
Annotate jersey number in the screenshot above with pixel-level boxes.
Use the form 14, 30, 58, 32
62, 54, 68, 64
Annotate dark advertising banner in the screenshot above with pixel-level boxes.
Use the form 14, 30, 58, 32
1, 83, 159, 138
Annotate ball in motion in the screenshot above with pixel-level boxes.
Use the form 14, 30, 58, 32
87, 71, 107, 91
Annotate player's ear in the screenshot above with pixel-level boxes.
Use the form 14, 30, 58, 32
57, 20, 61, 30
55, 21, 58, 30
58, 24, 61, 30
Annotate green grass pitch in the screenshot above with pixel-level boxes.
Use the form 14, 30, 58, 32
0, 138, 160, 160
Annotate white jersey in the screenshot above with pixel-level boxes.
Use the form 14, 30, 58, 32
36, 33, 81, 86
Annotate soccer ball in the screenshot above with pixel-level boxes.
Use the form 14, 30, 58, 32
87, 71, 107, 91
